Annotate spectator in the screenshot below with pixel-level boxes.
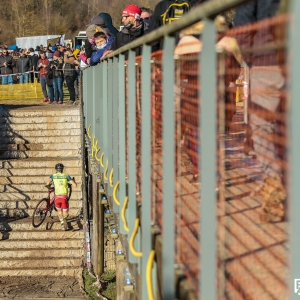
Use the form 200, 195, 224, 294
0, 49, 15, 84
90, 32, 114, 66
29, 47, 39, 83
104, 4, 148, 57
141, 7, 153, 27
37, 51, 50, 102
85, 16, 106, 61
63, 49, 79, 104
48, 51, 64, 104
98, 12, 119, 37
234, 0, 286, 222
16, 49, 32, 84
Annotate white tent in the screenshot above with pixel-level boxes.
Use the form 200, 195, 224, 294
16, 35, 61, 49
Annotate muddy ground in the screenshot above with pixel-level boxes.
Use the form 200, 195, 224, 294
0, 276, 86, 299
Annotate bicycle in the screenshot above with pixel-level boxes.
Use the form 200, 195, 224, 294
32, 179, 74, 228
32, 184, 56, 228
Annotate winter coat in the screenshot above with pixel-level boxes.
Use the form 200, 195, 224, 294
99, 13, 119, 37
90, 36, 114, 66
16, 56, 32, 74
0, 54, 16, 75
84, 39, 97, 59
234, 0, 281, 67
29, 54, 39, 71
110, 21, 148, 56
38, 57, 49, 78
48, 59, 64, 78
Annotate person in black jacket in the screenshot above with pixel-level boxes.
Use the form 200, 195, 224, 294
16, 49, 32, 84
103, 4, 147, 57
0, 49, 15, 84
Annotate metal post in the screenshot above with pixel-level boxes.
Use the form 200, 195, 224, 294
99, 63, 104, 166
107, 59, 114, 197
94, 67, 101, 145
162, 35, 176, 299
199, 19, 217, 300
141, 44, 152, 300
118, 54, 126, 235
128, 49, 137, 263
86, 68, 94, 134
102, 61, 108, 178
113, 56, 119, 214
290, 0, 300, 298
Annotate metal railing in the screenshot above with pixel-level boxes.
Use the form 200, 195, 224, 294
81, 0, 300, 299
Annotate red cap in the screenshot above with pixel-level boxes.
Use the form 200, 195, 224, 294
122, 4, 142, 19
53, 51, 60, 57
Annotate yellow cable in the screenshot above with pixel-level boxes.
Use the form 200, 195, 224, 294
109, 168, 114, 187
129, 218, 143, 258
104, 159, 108, 180
146, 250, 156, 300
121, 196, 129, 232
95, 148, 101, 162
87, 125, 92, 139
113, 181, 120, 206
100, 153, 104, 168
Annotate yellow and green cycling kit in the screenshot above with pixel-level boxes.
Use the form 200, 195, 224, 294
50, 172, 72, 195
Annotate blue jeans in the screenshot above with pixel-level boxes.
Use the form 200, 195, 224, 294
48, 85, 54, 103
19, 73, 29, 84
2, 75, 13, 84
40, 77, 48, 98
53, 77, 64, 102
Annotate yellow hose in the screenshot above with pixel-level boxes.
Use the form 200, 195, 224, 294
146, 250, 156, 300
109, 168, 114, 187
104, 159, 108, 180
121, 196, 129, 232
129, 218, 143, 258
87, 125, 92, 139
95, 148, 101, 162
113, 181, 120, 206
100, 153, 104, 167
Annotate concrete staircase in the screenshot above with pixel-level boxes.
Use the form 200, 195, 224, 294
0, 105, 85, 285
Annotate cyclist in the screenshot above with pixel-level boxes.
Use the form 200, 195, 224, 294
46, 163, 77, 230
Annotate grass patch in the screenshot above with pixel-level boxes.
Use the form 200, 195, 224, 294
83, 269, 116, 300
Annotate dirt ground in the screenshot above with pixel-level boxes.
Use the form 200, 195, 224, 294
0, 276, 86, 299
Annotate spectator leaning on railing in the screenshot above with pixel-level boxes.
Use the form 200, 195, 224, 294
16, 49, 32, 84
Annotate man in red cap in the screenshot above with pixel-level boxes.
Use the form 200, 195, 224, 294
103, 4, 148, 57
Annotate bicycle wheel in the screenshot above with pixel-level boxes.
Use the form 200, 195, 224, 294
32, 198, 49, 228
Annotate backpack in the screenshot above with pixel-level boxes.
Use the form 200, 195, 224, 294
161, 0, 191, 25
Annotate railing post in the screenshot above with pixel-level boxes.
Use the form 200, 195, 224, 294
162, 35, 176, 299
199, 19, 217, 300
107, 59, 114, 198
102, 61, 108, 178
290, 0, 300, 298
141, 44, 152, 300
128, 49, 138, 264
113, 56, 120, 215
118, 54, 126, 236
86, 68, 94, 133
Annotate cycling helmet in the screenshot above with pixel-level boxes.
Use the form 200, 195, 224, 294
55, 163, 64, 172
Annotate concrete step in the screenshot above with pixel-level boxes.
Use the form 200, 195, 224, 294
0, 128, 81, 137
0, 106, 80, 117
0, 199, 82, 209
1, 158, 82, 168
1, 230, 84, 240
0, 183, 82, 192
0, 175, 82, 184
0, 142, 81, 151
0, 238, 83, 249
0, 122, 81, 131
0, 115, 80, 124
0, 149, 81, 159
0, 267, 82, 277
0, 190, 82, 201
0, 258, 83, 269
0, 207, 81, 218
0, 167, 82, 176
0, 248, 84, 259
0, 135, 81, 144
1, 217, 83, 231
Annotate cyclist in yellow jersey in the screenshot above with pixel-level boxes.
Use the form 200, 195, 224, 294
46, 163, 77, 230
